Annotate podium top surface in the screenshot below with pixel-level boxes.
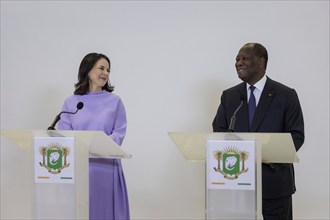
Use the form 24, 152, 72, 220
168, 132, 299, 163
1, 129, 132, 159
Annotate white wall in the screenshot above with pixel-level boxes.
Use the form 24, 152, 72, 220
1, 1, 329, 219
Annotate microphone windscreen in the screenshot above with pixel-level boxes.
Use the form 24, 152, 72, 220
77, 102, 84, 110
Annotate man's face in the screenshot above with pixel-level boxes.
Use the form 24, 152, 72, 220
235, 45, 262, 85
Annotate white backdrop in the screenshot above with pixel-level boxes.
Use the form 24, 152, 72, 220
1, 1, 329, 219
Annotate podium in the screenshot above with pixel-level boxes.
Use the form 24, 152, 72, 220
168, 132, 299, 220
0, 129, 132, 219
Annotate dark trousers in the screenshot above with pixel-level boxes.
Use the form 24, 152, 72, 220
263, 195, 293, 220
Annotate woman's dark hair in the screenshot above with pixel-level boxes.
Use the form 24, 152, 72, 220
74, 53, 114, 95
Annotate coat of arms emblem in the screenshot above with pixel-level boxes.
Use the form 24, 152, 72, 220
39, 143, 70, 174
213, 146, 249, 180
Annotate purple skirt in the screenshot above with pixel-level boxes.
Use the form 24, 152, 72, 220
89, 158, 130, 220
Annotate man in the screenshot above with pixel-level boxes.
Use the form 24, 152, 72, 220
212, 43, 304, 220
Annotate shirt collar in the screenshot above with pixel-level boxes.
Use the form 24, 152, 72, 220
246, 75, 267, 92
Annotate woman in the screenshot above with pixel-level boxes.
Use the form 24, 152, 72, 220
58, 53, 130, 220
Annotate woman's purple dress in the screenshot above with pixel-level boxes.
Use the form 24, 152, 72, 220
58, 90, 130, 220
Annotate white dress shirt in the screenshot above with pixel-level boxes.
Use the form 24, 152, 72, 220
246, 74, 267, 106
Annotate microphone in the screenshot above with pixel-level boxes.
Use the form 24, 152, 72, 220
47, 102, 84, 130
228, 95, 245, 132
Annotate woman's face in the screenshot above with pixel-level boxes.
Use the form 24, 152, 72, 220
88, 58, 110, 92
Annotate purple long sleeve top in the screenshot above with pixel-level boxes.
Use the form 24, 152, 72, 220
57, 90, 127, 146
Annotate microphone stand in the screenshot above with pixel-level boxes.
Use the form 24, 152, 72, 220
47, 102, 83, 130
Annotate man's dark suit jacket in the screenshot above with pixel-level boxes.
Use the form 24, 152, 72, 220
212, 77, 305, 199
